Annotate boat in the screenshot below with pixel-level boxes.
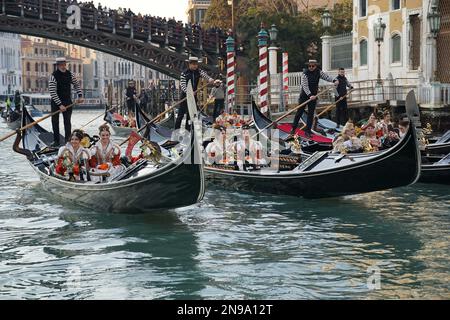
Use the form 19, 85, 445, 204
251, 100, 333, 152
5, 109, 21, 130
13, 84, 205, 213
420, 153, 450, 184
425, 130, 450, 156
204, 120, 421, 199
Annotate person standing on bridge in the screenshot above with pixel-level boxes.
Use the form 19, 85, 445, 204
175, 56, 214, 130
49, 57, 83, 147
288, 60, 338, 139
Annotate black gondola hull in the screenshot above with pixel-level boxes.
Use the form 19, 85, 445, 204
419, 164, 450, 184
205, 125, 420, 198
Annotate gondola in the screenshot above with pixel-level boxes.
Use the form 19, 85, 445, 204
204, 120, 421, 198
5, 109, 21, 130
104, 105, 138, 136
13, 84, 205, 213
420, 153, 450, 184
251, 100, 333, 152
425, 130, 450, 156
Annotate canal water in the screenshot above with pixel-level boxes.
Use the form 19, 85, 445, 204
0, 111, 449, 299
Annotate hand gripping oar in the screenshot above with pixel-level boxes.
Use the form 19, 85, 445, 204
119, 83, 209, 146
0, 103, 76, 143
252, 87, 334, 139
80, 105, 116, 129
299, 88, 356, 131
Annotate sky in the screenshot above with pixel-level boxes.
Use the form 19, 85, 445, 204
98, 0, 188, 22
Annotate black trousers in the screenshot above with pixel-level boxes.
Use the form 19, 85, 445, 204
175, 100, 190, 130
51, 102, 72, 143
291, 94, 317, 134
213, 99, 225, 120
335, 96, 348, 126
126, 99, 135, 115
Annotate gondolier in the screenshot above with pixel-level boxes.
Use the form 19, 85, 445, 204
289, 60, 338, 138
175, 56, 214, 130
334, 68, 353, 127
49, 57, 83, 146
125, 80, 137, 115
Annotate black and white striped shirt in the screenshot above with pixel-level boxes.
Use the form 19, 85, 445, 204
180, 69, 213, 93
301, 70, 335, 97
49, 71, 82, 106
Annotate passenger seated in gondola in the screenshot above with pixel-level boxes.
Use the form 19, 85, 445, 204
232, 128, 267, 169
381, 127, 400, 149
398, 120, 409, 139
55, 129, 91, 181
378, 110, 393, 136
332, 122, 363, 153
360, 123, 381, 152
205, 129, 232, 165
89, 124, 125, 182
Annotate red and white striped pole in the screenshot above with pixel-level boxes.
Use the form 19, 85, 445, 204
282, 52, 289, 106
258, 26, 269, 114
226, 36, 235, 113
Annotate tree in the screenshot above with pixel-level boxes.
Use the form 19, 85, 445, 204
203, 0, 232, 30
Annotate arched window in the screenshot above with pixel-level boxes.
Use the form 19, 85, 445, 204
45, 63, 48, 72
26, 62, 30, 71
391, 34, 401, 63
41, 62, 45, 72
360, 39, 368, 66
35, 63, 39, 72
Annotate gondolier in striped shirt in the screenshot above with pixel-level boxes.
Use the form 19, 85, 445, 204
289, 60, 338, 138
49, 57, 83, 146
175, 56, 214, 130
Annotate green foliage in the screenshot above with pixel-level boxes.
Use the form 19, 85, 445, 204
204, 0, 232, 30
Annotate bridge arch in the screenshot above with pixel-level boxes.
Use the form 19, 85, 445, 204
0, 0, 227, 78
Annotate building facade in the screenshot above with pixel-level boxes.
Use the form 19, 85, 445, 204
21, 37, 83, 93
0, 32, 22, 95
187, 0, 211, 25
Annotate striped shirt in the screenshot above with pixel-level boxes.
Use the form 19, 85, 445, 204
180, 69, 213, 93
301, 70, 335, 97
49, 71, 82, 106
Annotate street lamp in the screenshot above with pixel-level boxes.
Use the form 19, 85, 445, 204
428, 4, 441, 38
269, 24, 278, 45
373, 17, 386, 84
321, 8, 332, 35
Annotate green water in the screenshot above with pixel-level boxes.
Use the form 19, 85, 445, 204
0, 111, 449, 299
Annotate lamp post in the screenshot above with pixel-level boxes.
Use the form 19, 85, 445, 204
268, 24, 278, 75
373, 17, 386, 85
321, 9, 332, 72
321, 8, 332, 35
428, 3, 441, 82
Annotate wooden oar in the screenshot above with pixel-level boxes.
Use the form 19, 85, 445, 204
299, 88, 356, 131
119, 83, 208, 146
80, 105, 116, 129
0, 103, 76, 143
252, 87, 333, 138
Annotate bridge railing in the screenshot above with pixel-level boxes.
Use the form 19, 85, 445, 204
1, 0, 228, 62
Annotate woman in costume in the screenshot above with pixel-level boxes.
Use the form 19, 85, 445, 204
89, 124, 125, 182
55, 129, 91, 181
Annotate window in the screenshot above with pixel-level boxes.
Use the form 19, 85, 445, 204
35, 63, 39, 72
26, 62, 30, 71
391, 34, 401, 63
45, 63, 48, 72
392, 0, 401, 10
360, 39, 368, 66
359, 0, 367, 17
79, 64, 81, 74
34, 48, 38, 55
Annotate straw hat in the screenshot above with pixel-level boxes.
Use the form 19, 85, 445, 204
186, 56, 202, 63
55, 57, 67, 64
305, 59, 320, 66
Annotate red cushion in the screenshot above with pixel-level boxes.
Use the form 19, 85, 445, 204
277, 124, 332, 144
